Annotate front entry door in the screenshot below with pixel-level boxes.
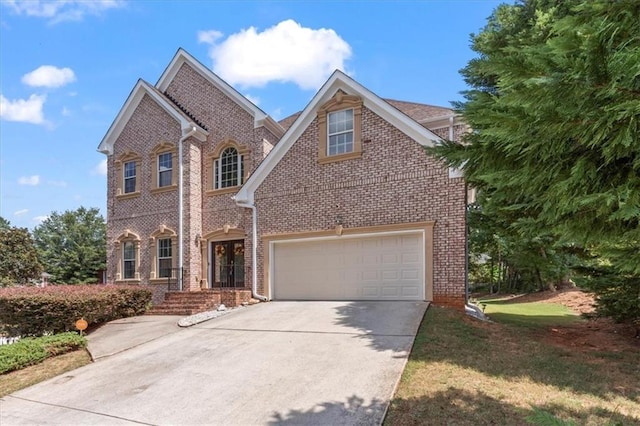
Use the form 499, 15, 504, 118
211, 240, 245, 288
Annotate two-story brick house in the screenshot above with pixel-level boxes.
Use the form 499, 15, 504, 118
98, 48, 468, 308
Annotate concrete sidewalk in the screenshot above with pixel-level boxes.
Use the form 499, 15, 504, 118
86, 314, 183, 360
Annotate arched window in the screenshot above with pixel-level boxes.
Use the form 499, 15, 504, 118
206, 139, 249, 194
215, 147, 243, 189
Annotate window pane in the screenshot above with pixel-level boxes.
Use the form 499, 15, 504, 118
123, 241, 135, 279
159, 259, 172, 278
158, 238, 172, 277
158, 238, 172, 258
158, 153, 172, 187
327, 109, 354, 156
123, 242, 135, 260
124, 261, 135, 279
220, 147, 238, 188
123, 162, 136, 193
124, 177, 136, 193
124, 162, 136, 178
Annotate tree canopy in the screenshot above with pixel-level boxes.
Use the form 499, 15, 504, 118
32, 207, 106, 284
0, 226, 43, 286
429, 0, 640, 322
0, 216, 10, 230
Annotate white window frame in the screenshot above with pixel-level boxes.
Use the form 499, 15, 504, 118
214, 147, 244, 189
123, 161, 136, 194
157, 238, 172, 278
123, 241, 136, 280
327, 109, 354, 156
158, 152, 173, 188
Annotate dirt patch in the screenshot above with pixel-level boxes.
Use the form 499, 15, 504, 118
476, 287, 639, 353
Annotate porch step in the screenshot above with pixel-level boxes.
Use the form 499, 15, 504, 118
146, 289, 252, 316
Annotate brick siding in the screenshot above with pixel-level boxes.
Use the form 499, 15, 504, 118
105, 58, 467, 309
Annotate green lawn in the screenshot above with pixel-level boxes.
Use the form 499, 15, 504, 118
385, 306, 640, 426
478, 297, 583, 328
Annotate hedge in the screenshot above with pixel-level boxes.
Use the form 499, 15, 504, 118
0, 285, 152, 337
0, 332, 86, 374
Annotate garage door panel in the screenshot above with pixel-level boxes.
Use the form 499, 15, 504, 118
273, 232, 424, 301
401, 287, 420, 297
382, 253, 399, 265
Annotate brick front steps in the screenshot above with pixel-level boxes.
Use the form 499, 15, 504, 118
147, 289, 252, 316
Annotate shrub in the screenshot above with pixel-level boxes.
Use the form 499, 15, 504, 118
0, 332, 86, 374
0, 285, 152, 337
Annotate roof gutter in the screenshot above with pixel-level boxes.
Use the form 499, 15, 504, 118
233, 197, 267, 301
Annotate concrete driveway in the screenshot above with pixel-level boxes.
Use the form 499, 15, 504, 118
0, 301, 427, 425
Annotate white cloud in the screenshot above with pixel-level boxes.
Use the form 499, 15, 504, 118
22, 65, 76, 88
197, 29, 222, 44
270, 107, 283, 120
47, 180, 67, 187
0, 93, 46, 124
199, 19, 352, 90
92, 159, 107, 176
244, 94, 260, 106
33, 215, 49, 224
3, 0, 126, 24
18, 175, 41, 186
61, 106, 71, 116
14, 209, 28, 216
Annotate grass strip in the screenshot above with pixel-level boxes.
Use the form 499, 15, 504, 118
0, 332, 86, 374
385, 307, 640, 426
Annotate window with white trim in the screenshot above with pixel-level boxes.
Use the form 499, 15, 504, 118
327, 109, 354, 156
317, 92, 362, 164
214, 147, 243, 189
123, 241, 136, 279
157, 238, 172, 278
158, 152, 173, 187
123, 161, 136, 194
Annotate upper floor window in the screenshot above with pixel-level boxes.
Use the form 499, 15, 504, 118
215, 147, 243, 189
327, 109, 354, 156
158, 152, 173, 187
206, 139, 249, 195
317, 91, 363, 164
115, 151, 141, 199
123, 161, 137, 194
150, 142, 177, 193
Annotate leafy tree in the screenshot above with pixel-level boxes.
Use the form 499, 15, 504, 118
0, 226, 43, 286
33, 207, 106, 284
429, 0, 640, 322
0, 216, 10, 230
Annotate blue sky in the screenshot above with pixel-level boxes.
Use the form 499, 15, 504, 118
0, 0, 504, 229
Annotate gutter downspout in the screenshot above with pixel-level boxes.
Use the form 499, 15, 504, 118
178, 126, 198, 291
452, 116, 486, 320
234, 198, 267, 301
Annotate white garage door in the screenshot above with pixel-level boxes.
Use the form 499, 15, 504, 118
272, 232, 424, 300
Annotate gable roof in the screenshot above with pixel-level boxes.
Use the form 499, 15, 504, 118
156, 48, 284, 138
235, 70, 445, 203
278, 99, 454, 132
98, 48, 285, 155
385, 99, 453, 122
97, 79, 208, 155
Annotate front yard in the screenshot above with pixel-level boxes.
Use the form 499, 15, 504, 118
385, 290, 640, 425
